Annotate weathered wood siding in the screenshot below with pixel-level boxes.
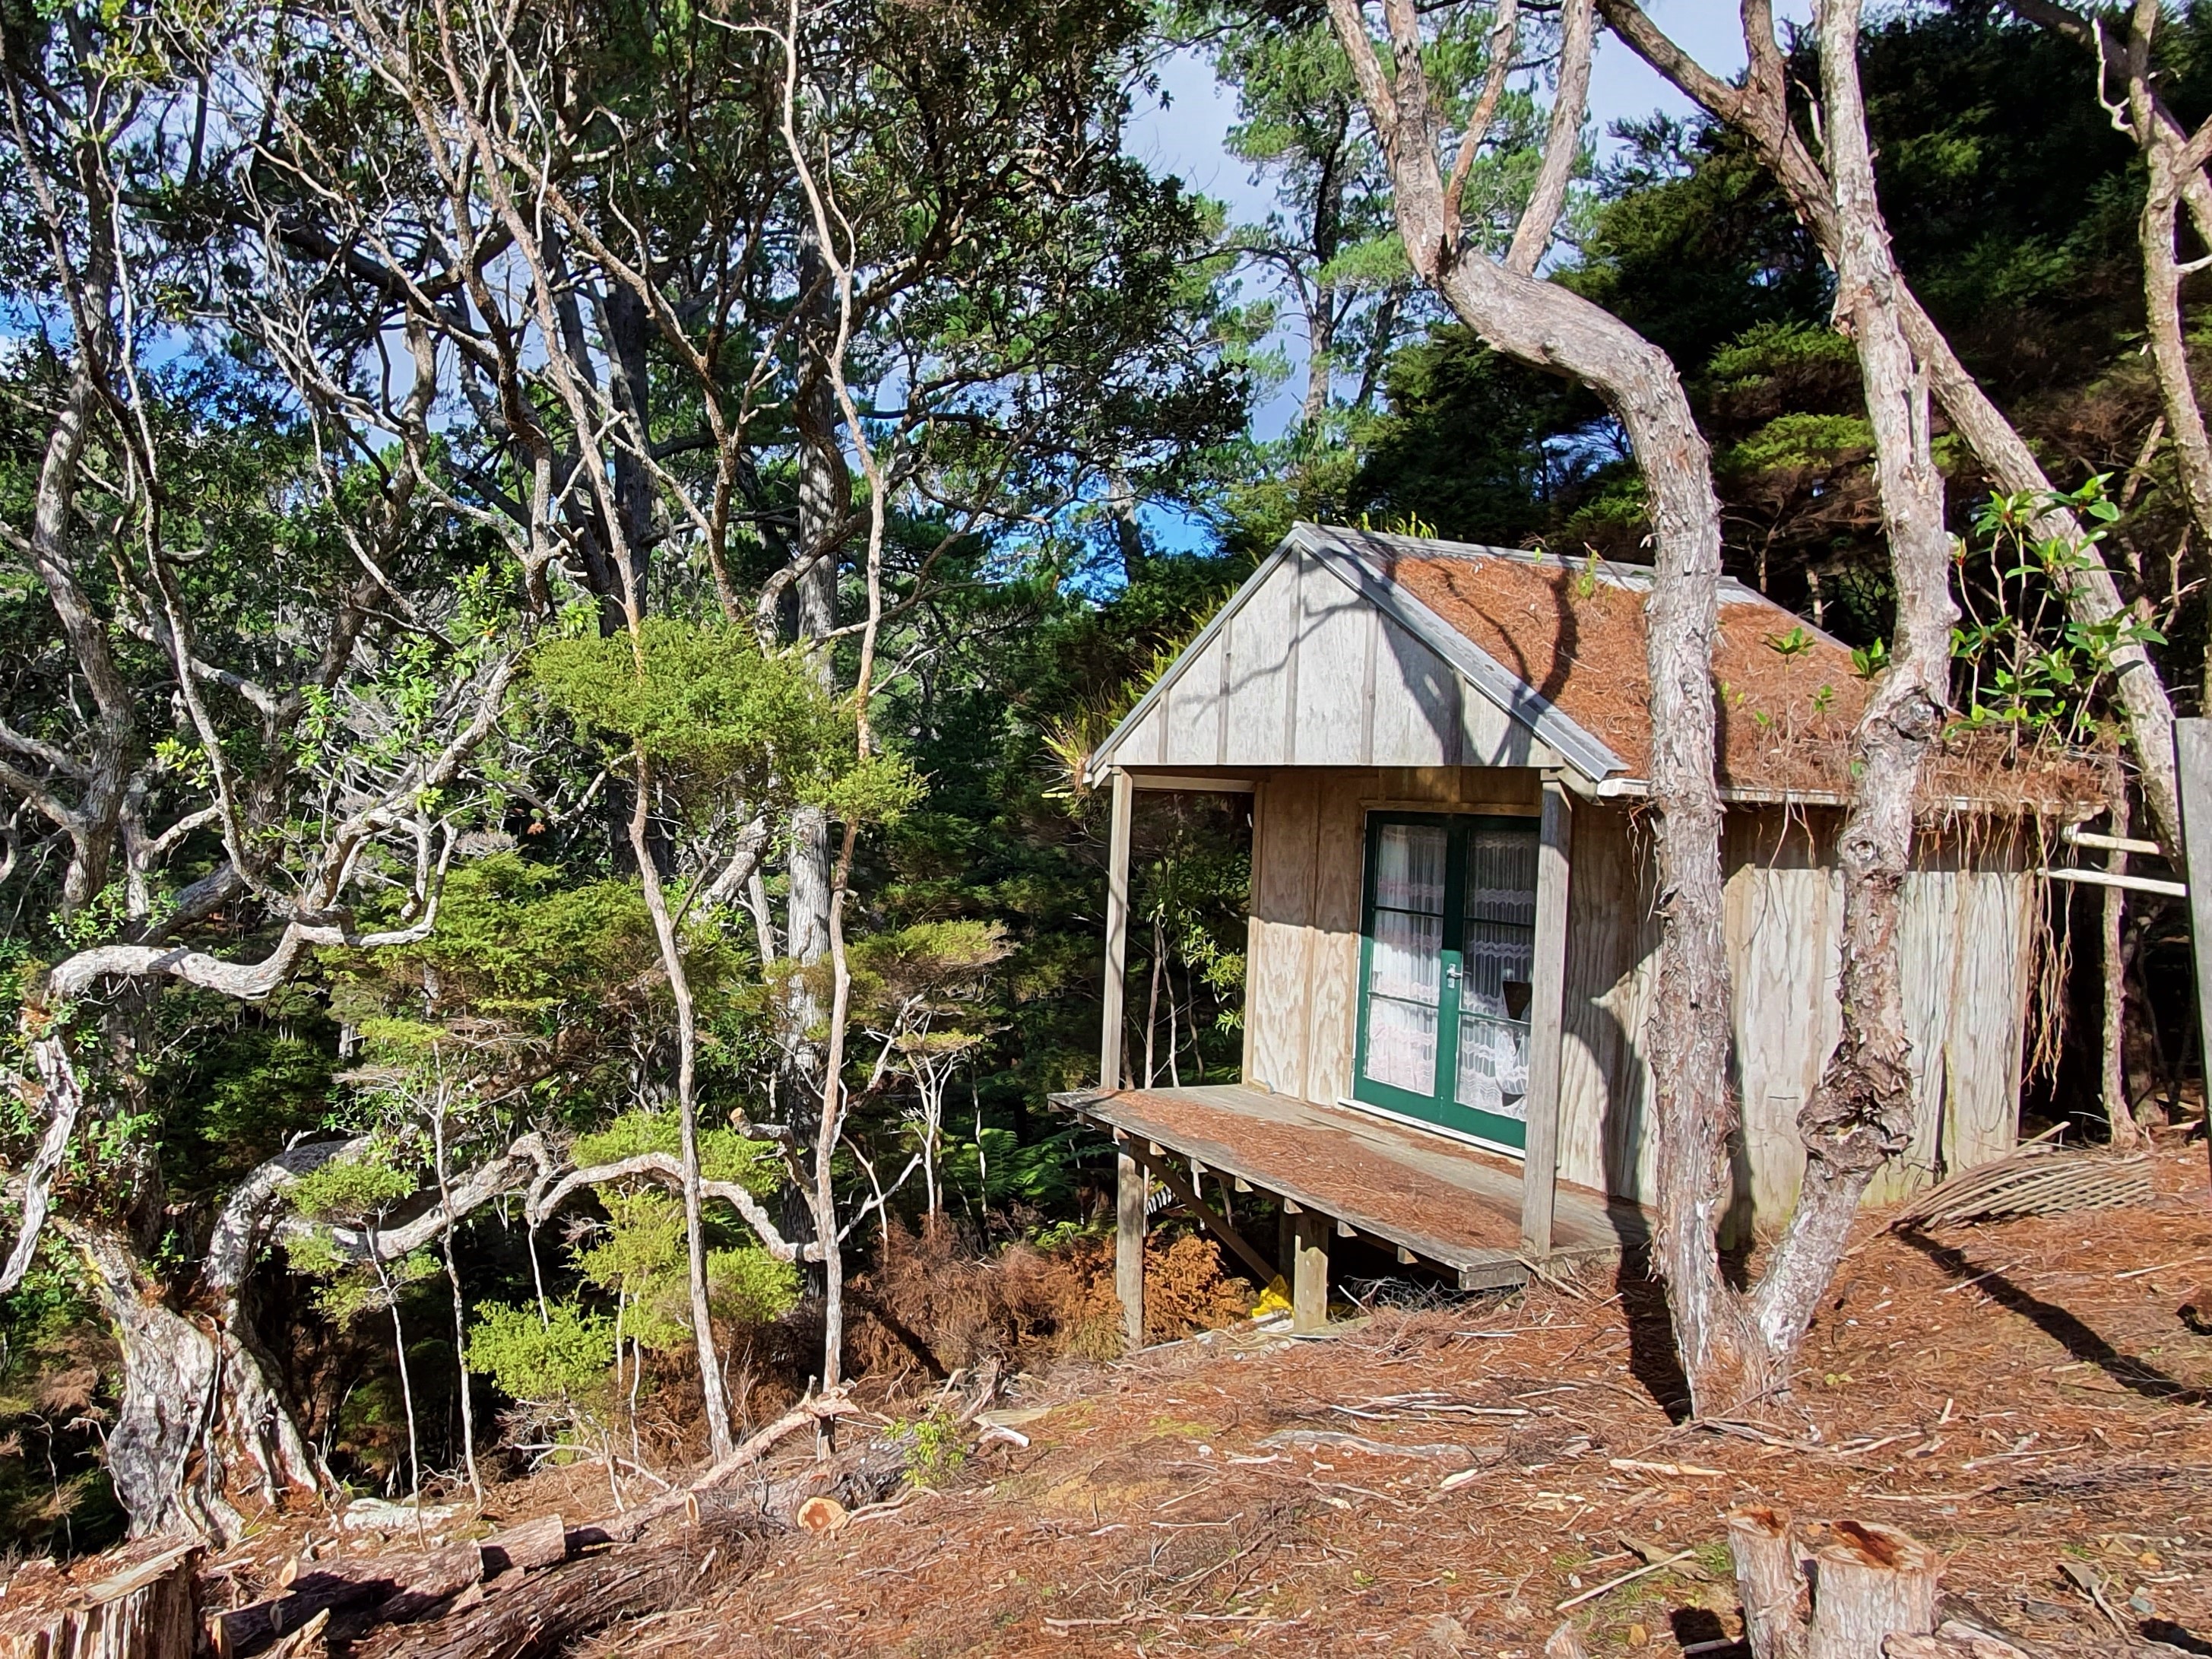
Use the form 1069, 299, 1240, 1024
1103, 545, 1569, 772
1243, 772, 2039, 1227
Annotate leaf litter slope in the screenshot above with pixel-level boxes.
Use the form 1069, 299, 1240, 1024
585, 1136, 2212, 1657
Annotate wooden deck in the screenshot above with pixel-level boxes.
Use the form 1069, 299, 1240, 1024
1050, 1084, 1646, 1292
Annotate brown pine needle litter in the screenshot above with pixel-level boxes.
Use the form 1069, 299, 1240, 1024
561, 1135, 2212, 1654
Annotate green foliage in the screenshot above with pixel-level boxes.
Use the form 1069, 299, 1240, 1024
899, 1406, 970, 1486
466, 1302, 617, 1406
529, 618, 917, 824
569, 1111, 783, 1196
289, 1155, 416, 1225
573, 1188, 800, 1348
1951, 479, 2160, 749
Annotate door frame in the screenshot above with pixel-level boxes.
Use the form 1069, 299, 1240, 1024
1349, 809, 1538, 1153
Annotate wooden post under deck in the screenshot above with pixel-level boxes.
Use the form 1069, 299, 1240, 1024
1100, 767, 1134, 1091
1290, 1208, 1329, 1331
1520, 776, 1573, 1257
1116, 1141, 1146, 1349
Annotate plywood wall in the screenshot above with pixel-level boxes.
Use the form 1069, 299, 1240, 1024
1242, 771, 2040, 1229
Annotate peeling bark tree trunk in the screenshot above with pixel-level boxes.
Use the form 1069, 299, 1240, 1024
1742, 0, 1958, 1384
69, 1226, 249, 1540
1599, 0, 2187, 860
1321, 0, 1745, 1406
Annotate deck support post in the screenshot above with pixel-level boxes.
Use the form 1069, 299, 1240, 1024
2176, 720, 2212, 1176
1116, 1142, 1146, 1350
1290, 1210, 1329, 1332
1099, 767, 1134, 1092
1520, 775, 1573, 1258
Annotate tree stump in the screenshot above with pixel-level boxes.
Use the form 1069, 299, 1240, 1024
1805, 1522, 1939, 1659
1728, 1505, 1808, 1659
0, 1538, 198, 1659
1727, 1509, 1941, 1659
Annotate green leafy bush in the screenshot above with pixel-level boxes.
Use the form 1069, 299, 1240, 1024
467, 1302, 617, 1406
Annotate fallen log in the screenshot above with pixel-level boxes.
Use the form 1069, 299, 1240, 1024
356, 1525, 756, 1659
210, 1541, 482, 1656
479, 1514, 566, 1575
578, 1388, 859, 1546
0, 1538, 198, 1659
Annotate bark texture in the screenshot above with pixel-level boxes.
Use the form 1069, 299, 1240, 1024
1321, 0, 1743, 1405
1746, 0, 1957, 1378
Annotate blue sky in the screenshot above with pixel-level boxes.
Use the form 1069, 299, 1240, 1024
1123, 4, 1811, 447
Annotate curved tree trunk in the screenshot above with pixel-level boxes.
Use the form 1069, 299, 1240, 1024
1322, 0, 1748, 1410
65, 1223, 324, 1540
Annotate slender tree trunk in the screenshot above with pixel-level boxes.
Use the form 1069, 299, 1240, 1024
430, 1097, 481, 1498
1744, 0, 1957, 1381
372, 1248, 423, 1503
1304, 281, 1336, 429
628, 752, 734, 1461
1599, 0, 2186, 858
2104, 791, 2141, 1149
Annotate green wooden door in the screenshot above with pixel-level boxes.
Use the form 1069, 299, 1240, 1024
1351, 812, 1541, 1151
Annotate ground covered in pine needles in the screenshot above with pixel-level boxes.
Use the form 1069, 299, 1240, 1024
183, 1137, 2212, 1657
572, 1136, 2212, 1658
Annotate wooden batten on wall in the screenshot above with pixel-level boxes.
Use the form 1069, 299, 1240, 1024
1242, 769, 2042, 1227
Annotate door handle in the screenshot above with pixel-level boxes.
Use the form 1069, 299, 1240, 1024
1444, 962, 1462, 988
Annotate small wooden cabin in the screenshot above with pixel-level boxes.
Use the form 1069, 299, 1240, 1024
1056, 525, 2093, 1332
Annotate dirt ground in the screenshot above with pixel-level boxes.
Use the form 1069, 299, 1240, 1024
182, 1135, 2212, 1657
568, 1136, 2212, 1658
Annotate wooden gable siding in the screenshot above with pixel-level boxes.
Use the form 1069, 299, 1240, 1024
1245, 766, 1542, 1107
1244, 772, 2037, 1226
1102, 544, 1568, 772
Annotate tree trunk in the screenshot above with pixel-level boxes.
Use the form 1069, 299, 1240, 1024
66, 1226, 252, 1539
1322, 0, 1741, 1410
2104, 791, 2141, 1149
0, 1539, 198, 1659
1598, 0, 2186, 858
628, 753, 734, 1461
1744, 0, 1957, 1385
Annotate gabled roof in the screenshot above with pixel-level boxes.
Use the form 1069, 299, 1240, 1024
1092, 523, 2103, 813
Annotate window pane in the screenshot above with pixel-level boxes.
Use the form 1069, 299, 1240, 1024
1366, 995, 1438, 1093
1374, 823, 1446, 915
1457, 826, 1537, 1116
1365, 822, 1447, 1094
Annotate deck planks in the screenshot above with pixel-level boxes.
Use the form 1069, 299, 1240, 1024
1051, 1083, 1645, 1291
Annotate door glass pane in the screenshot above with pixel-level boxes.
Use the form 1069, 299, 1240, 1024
1456, 826, 1538, 1118
1364, 823, 1446, 1093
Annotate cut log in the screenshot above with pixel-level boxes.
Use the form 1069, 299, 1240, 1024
356, 1531, 743, 1659
478, 1514, 566, 1575
580, 1389, 857, 1546
1805, 1521, 1939, 1659
211, 1542, 482, 1656
1727, 1505, 1807, 1659
0, 1537, 198, 1659
263, 1608, 329, 1659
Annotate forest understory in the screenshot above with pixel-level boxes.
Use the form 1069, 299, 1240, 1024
73, 1131, 2201, 1659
